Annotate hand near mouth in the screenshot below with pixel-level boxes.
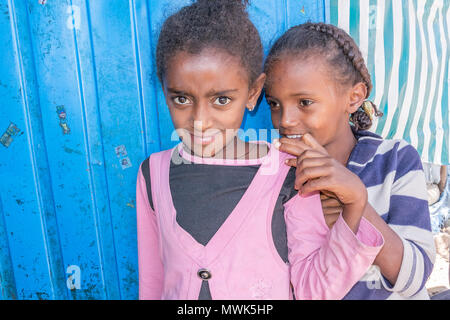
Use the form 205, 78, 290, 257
273, 133, 327, 163
274, 134, 341, 228
274, 133, 367, 233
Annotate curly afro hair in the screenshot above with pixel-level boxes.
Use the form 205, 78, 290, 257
156, 0, 263, 86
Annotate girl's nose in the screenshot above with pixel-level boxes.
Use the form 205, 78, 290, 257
192, 102, 213, 132
279, 106, 300, 130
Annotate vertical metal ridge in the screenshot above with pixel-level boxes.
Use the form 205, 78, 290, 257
68, 0, 108, 298
23, 0, 68, 299
84, 0, 122, 299
22, 0, 68, 300
145, 0, 162, 152
129, 0, 148, 157
8, 0, 67, 300
285, 0, 290, 28
324, 0, 330, 22
0, 194, 17, 300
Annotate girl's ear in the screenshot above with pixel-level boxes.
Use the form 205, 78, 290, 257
347, 82, 367, 114
247, 73, 267, 108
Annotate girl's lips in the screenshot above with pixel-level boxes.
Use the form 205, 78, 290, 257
191, 133, 218, 145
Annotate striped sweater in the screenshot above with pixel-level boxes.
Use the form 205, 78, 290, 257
343, 129, 436, 300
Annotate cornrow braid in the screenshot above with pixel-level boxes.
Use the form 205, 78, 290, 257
265, 22, 383, 130
305, 23, 373, 97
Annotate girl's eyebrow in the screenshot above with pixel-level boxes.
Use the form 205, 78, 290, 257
290, 91, 314, 97
166, 88, 239, 96
167, 88, 191, 95
206, 89, 239, 96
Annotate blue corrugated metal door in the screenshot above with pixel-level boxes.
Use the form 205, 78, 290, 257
0, 0, 326, 300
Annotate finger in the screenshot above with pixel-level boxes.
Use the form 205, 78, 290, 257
284, 157, 329, 169
320, 190, 338, 199
299, 176, 331, 195
275, 137, 311, 156
320, 192, 333, 200
296, 157, 329, 174
285, 158, 298, 167
321, 197, 342, 208
322, 203, 343, 213
324, 213, 340, 222
295, 166, 331, 189
280, 136, 326, 167
285, 150, 326, 168
298, 149, 329, 164
275, 141, 305, 157
324, 213, 340, 229
301, 133, 328, 154
279, 137, 311, 151
322, 206, 343, 215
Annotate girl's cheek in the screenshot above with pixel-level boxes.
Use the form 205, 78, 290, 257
271, 113, 281, 129
171, 107, 191, 125
220, 104, 247, 129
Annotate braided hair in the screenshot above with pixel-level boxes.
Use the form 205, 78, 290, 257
156, 0, 263, 86
264, 22, 382, 130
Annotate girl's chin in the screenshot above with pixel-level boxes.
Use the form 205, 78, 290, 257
181, 133, 239, 158
182, 141, 222, 158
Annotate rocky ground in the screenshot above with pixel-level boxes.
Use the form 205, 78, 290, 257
426, 227, 449, 298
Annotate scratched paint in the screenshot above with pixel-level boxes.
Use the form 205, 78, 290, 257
115, 145, 132, 170
0, 122, 21, 148
56, 105, 70, 134
114, 145, 127, 157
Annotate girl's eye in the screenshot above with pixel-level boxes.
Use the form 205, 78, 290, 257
173, 96, 191, 105
267, 100, 280, 110
299, 99, 313, 107
214, 96, 231, 106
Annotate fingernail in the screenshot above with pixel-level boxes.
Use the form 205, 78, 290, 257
273, 139, 280, 149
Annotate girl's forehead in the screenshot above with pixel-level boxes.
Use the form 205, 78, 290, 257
266, 56, 333, 89
164, 50, 248, 91
164, 49, 249, 86
274, 53, 328, 73
169, 48, 242, 71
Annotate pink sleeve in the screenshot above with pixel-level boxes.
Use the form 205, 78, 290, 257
284, 192, 384, 300
136, 166, 164, 300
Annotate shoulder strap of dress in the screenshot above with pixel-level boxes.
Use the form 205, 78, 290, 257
149, 147, 177, 213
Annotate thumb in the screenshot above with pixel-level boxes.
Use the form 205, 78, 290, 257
301, 133, 328, 154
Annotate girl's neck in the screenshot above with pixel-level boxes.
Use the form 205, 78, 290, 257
324, 125, 357, 166
184, 136, 269, 161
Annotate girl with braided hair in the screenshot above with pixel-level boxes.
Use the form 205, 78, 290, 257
137, 1, 384, 300
265, 22, 435, 299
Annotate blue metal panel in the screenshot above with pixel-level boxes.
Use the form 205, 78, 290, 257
0, 0, 326, 299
